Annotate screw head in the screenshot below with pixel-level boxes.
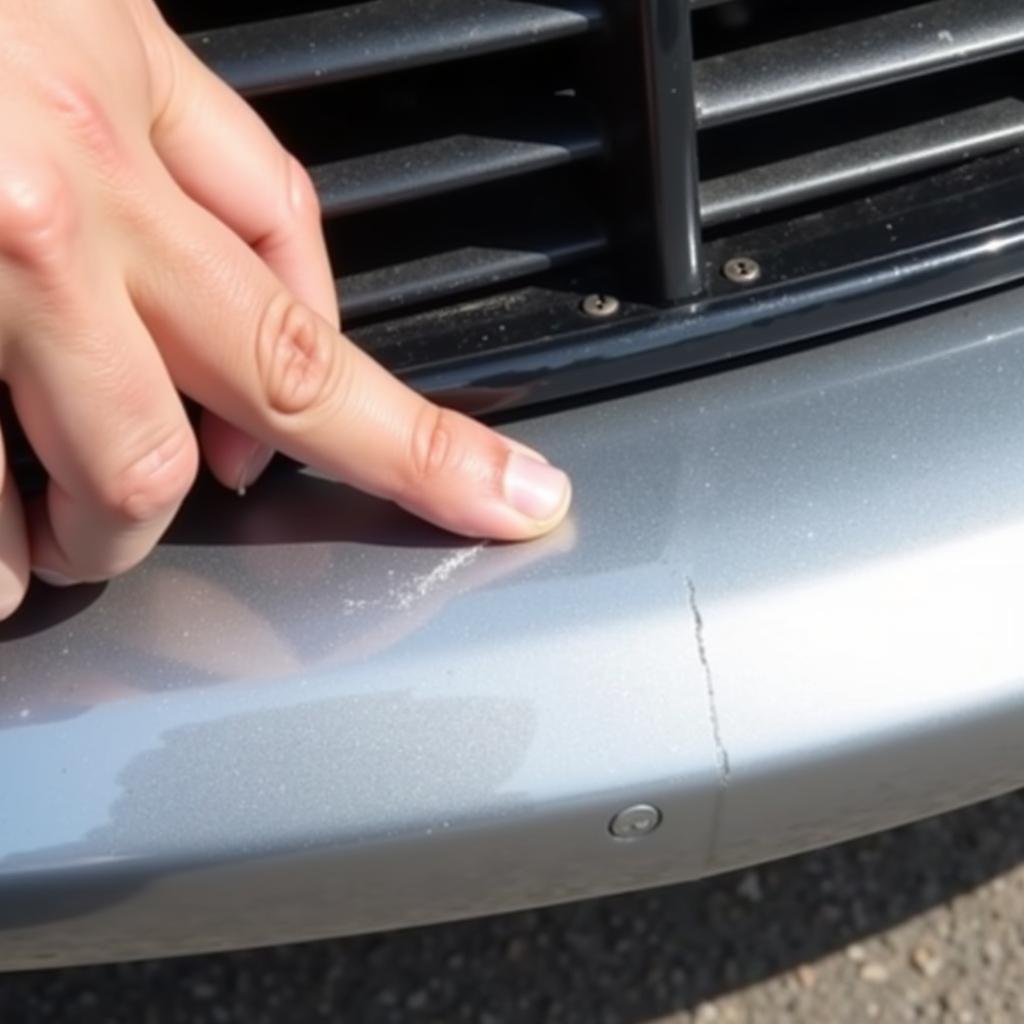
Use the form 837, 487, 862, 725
722, 256, 762, 285
581, 293, 621, 318
609, 804, 663, 840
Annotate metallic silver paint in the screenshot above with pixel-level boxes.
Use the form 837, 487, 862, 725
4, 286, 1024, 968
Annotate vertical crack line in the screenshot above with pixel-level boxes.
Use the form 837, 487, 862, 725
687, 576, 730, 867
687, 577, 730, 785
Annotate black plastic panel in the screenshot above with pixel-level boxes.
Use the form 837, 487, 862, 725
347, 147, 1024, 414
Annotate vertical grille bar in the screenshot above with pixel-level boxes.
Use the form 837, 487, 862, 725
641, 0, 703, 299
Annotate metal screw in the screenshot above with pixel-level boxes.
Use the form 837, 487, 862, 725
609, 804, 663, 840
722, 256, 762, 285
581, 293, 621, 318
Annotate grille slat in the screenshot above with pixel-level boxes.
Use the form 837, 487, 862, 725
340, 228, 608, 320
694, 0, 1024, 128
701, 97, 1024, 227
187, 0, 603, 97
311, 106, 604, 218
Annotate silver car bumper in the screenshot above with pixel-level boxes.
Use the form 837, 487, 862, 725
3, 286, 1024, 970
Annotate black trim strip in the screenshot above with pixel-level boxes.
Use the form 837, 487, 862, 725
340, 230, 608, 319
312, 110, 604, 219
188, 0, 603, 97
701, 98, 1024, 227
694, 0, 1024, 127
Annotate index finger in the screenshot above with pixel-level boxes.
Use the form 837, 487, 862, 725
146, 26, 340, 493
128, 187, 572, 541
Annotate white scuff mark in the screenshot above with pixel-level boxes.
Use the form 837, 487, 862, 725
337, 545, 486, 616
390, 545, 484, 610
937, 29, 954, 43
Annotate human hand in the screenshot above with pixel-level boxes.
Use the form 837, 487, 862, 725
0, 0, 571, 618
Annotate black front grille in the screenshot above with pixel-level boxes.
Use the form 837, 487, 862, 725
160, 0, 1024, 414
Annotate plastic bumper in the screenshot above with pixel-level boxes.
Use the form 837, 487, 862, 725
3, 286, 1024, 969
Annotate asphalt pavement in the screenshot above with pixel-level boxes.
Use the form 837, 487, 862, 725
2, 789, 1024, 1023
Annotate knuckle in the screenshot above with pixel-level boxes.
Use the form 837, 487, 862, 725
0, 159, 76, 270
256, 293, 341, 420
98, 425, 199, 525
408, 405, 462, 487
39, 74, 128, 173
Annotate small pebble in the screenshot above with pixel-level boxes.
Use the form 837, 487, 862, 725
982, 940, 1004, 964
796, 964, 817, 989
860, 962, 890, 984
911, 945, 943, 978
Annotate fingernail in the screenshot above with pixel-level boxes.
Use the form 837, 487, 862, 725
34, 568, 76, 588
237, 446, 274, 497
503, 452, 571, 522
